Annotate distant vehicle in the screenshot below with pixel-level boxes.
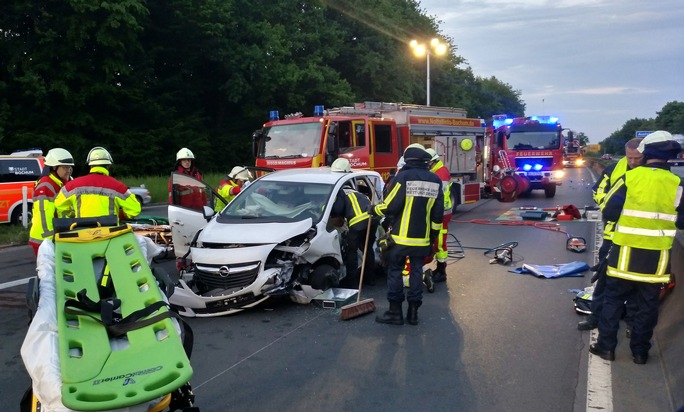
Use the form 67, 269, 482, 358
168, 167, 384, 317
601, 154, 613, 160
0, 151, 45, 224
129, 185, 152, 205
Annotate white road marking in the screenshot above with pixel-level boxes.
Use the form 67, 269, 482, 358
0, 277, 32, 290
586, 184, 613, 411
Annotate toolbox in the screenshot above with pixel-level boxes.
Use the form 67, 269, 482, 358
311, 288, 359, 309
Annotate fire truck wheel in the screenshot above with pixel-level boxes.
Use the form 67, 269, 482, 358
544, 185, 557, 198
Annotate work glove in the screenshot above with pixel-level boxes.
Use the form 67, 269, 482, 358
377, 234, 395, 253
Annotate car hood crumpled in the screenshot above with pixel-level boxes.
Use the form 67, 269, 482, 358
199, 218, 314, 245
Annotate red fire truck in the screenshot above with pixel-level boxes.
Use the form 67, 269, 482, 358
562, 132, 585, 168
252, 102, 489, 207
485, 115, 566, 201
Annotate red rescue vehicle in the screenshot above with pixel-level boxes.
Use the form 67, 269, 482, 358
485, 115, 565, 201
252, 102, 489, 207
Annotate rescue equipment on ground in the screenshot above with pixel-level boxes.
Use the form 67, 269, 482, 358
509, 261, 589, 279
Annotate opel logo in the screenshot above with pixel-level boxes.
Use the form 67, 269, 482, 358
218, 266, 231, 278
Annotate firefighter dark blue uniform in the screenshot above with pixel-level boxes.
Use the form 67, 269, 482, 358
332, 186, 377, 287
372, 145, 444, 325
589, 131, 684, 364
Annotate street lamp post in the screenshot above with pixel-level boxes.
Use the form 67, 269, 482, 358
410, 38, 447, 106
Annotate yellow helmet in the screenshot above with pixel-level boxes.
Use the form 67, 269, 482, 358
176, 148, 195, 161
44, 148, 74, 167
86, 147, 113, 166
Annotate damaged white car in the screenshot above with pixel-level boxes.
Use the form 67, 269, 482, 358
167, 168, 383, 317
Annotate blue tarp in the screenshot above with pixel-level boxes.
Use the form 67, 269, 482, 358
509, 261, 589, 278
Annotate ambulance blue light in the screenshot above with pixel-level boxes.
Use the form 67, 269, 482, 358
314, 105, 324, 116
533, 164, 543, 171
523, 164, 532, 171
269, 110, 279, 121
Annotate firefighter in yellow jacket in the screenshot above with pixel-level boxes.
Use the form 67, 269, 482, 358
55, 147, 141, 223
577, 137, 642, 331
589, 131, 683, 364
28, 148, 75, 256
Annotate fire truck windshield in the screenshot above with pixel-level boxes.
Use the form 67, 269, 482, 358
508, 131, 560, 150
261, 122, 322, 158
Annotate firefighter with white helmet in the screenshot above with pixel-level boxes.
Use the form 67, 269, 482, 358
215, 166, 252, 212
590, 131, 683, 364
425, 148, 453, 283
28, 148, 75, 256
55, 147, 140, 224
372, 143, 444, 325
169, 147, 204, 207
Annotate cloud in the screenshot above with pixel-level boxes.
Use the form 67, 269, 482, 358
565, 87, 659, 96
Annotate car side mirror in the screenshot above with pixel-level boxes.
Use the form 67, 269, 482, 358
203, 205, 215, 221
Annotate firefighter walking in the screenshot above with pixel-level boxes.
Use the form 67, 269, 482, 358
372, 144, 443, 325
589, 131, 683, 364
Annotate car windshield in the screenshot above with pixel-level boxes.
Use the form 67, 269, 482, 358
261, 122, 322, 159
219, 179, 333, 223
509, 131, 560, 150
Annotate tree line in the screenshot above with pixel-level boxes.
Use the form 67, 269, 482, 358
3, 1, 680, 175
599, 101, 684, 155
0, 0, 526, 175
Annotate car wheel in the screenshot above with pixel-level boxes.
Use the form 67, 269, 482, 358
310, 264, 338, 290
11, 206, 32, 226
135, 195, 143, 205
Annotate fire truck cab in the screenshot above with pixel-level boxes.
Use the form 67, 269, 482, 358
253, 102, 489, 207
487, 115, 565, 200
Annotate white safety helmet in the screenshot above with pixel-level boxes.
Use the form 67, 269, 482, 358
176, 148, 195, 161
44, 148, 75, 167
86, 147, 113, 166
396, 156, 406, 169
637, 130, 681, 160
330, 158, 352, 173
229, 166, 252, 181
425, 148, 440, 162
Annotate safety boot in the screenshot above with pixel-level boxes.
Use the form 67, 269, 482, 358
423, 269, 435, 293
406, 301, 421, 325
375, 301, 404, 325
432, 261, 447, 283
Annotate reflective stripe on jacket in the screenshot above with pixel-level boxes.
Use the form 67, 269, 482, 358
29, 173, 64, 244
604, 165, 683, 283
55, 167, 141, 222
215, 180, 240, 212
334, 188, 370, 229
374, 164, 444, 247
593, 158, 628, 240
430, 160, 452, 215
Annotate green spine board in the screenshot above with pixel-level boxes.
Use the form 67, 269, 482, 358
55, 230, 192, 411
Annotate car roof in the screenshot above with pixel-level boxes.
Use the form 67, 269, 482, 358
258, 167, 381, 184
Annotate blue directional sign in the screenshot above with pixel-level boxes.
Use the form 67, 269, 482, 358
635, 130, 653, 137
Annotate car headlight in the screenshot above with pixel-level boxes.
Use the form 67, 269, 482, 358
554, 170, 565, 179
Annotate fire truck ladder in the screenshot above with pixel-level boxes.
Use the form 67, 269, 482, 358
498, 150, 516, 173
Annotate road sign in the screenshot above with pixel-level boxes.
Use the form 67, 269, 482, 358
635, 130, 653, 137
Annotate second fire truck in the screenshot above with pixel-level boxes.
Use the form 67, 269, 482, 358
253, 102, 488, 207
